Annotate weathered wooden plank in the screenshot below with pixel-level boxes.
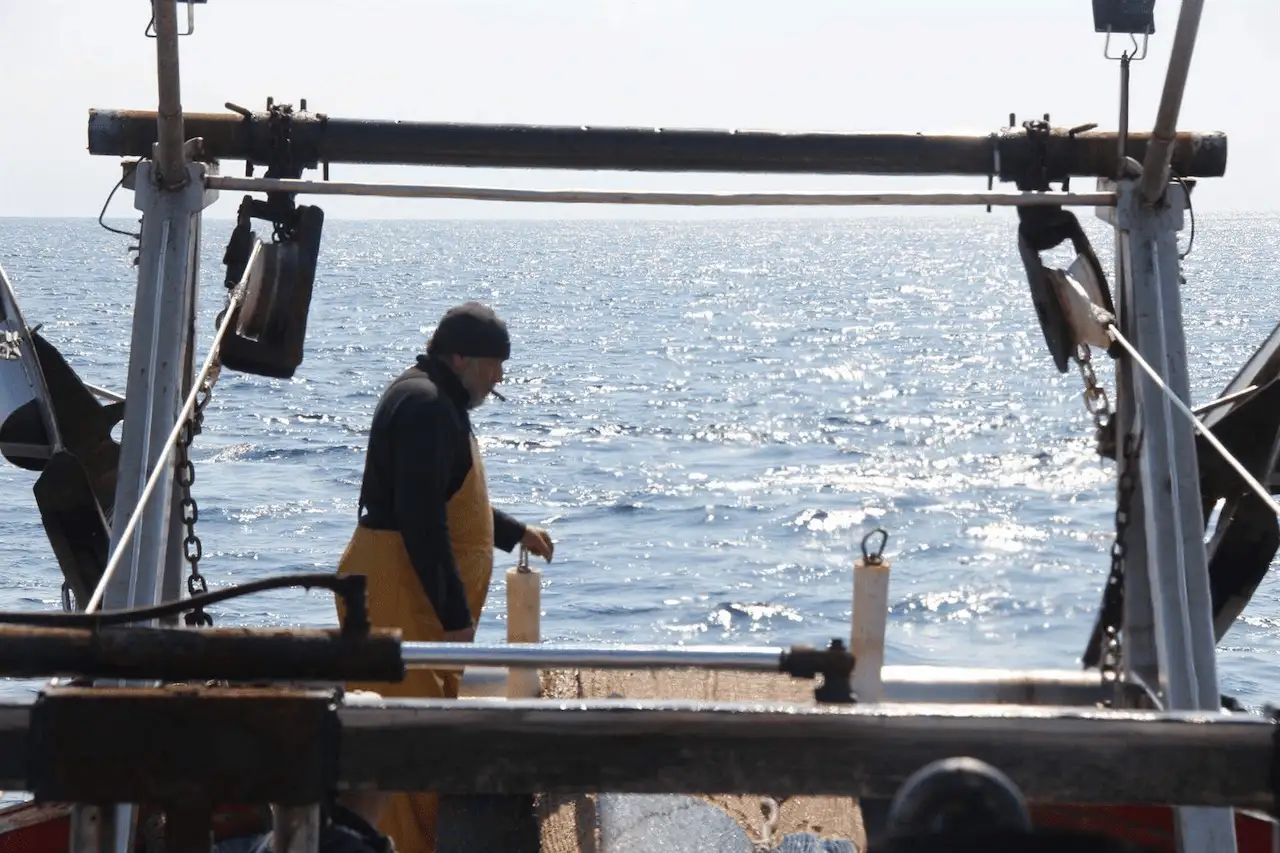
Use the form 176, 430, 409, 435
0, 691, 1269, 813
336, 698, 1276, 810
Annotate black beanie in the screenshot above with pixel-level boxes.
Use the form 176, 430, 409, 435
427, 301, 511, 359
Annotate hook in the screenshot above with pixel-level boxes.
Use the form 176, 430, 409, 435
861, 528, 889, 565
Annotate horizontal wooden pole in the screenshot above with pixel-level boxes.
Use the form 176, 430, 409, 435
0, 625, 404, 682
87, 108, 1229, 178
204, 177, 1117, 207
0, 695, 1272, 808
335, 698, 1277, 809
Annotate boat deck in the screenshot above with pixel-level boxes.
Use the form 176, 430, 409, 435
535, 668, 866, 852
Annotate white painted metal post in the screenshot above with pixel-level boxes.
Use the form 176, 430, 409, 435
1114, 178, 1236, 853
1111, 221, 1160, 701
505, 546, 542, 699
101, 161, 217, 618
77, 159, 217, 853
159, 208, 203, 618
850, 535, 890, 702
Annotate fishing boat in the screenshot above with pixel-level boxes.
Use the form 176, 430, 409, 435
0, 0, 1276, 851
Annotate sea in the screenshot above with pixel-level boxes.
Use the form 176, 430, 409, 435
0, 212, 1276, 709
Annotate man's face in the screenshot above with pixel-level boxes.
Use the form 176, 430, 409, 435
453, 355, 505, 408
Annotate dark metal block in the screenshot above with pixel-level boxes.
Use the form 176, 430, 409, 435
1092, 0, 1156, 35
27, 687, 340, 806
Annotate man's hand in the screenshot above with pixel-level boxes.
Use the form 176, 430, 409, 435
442, 625, 476, 643
521, 526, 555, 562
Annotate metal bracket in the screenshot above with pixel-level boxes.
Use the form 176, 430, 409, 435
1015, 207, 1117, 374
780, 638, 856, 703
215, 99, 327, 381
144, 0, 206, 38
1010, 117, 1118, 374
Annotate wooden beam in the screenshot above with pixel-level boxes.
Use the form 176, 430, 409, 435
0, 695, 1271, 809
86, 109, 1229, 179
336, 699, 1276, 810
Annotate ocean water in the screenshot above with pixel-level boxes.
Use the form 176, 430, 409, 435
0, 212, 1276, 706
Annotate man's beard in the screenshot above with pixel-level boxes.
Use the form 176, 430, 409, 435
457, 363, 491, 409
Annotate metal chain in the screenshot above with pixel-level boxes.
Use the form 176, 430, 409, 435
1074, 343, 1112, 434
1097, 431, 1141, 699
1073, 339, 1133, 701
177, 364, 221, 627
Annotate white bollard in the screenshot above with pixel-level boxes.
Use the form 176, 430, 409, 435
505, 545, 542, 699
851, 529, 891, 702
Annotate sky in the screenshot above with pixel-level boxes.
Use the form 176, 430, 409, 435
0, 0, 1276, 220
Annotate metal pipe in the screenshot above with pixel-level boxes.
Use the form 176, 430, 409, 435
204, 177, 1116, 207
85, 382, 126, 404
150, 0, 186, 188
402, 641, 785, 672
87, 109, 1230, 179
1139, 0, 1208, 204
1117, 55, 1131, 178
412, 643, 1136, 707
1191, 384, 1259, 416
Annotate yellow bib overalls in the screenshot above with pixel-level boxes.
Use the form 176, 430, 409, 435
336, 434, 494, 853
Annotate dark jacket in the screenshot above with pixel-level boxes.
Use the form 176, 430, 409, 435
357, 355, 525, 631
222, 803, 395, 853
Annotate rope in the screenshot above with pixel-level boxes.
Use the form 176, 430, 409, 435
1106, 325, 1280, 519
83, 284, 246, 614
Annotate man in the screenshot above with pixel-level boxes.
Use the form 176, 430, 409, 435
336, 301, 554, 853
